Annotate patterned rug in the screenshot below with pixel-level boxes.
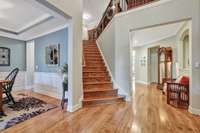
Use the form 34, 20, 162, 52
0, 94, 57, 131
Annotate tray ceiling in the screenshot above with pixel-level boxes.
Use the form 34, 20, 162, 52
0, 0, 68, 41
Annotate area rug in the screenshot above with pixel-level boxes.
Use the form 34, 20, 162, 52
0, 94, 57, 131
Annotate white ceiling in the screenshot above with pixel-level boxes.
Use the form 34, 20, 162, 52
0, 0, 68, 41
83, 0, 110, 29
131, 22, 185, 47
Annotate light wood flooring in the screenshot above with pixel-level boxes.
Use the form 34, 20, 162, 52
1, 84, 200, 133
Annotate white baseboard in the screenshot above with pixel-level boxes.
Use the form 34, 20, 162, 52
125, 95, 132, 101
24, 85, 35, 90
189, 106, 200, 116
33, 87, 62, 100
67, 102, 82, 112
135, 80, 149, 85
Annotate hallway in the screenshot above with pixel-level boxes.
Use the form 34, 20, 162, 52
2, 84, 200, 133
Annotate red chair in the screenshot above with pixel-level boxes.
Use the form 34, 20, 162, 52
167, 76, 189, 108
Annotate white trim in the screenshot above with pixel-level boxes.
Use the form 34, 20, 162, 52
67, 102, 82, 112
116, 0, 173, 18
33, 87, 62, 99
125, 94, 131, 101
135, 80, 149, 85
33, 72, 63, 99
17, 14, 52, 33
26, 24, 68, 41
189, 106, 200, 116
134, 34, 176, 48
24, 85, 35, 90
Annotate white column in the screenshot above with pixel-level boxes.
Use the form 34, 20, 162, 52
26, 40, 35, 89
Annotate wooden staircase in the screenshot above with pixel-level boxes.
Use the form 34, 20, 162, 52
83, 40, 125, 106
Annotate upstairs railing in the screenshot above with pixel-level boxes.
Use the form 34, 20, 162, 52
88, 0, 156, 40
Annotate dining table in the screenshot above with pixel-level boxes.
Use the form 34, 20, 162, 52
0, 80, 10, 116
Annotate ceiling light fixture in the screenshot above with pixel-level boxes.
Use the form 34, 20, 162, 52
0, 1, 14, 10
83, 13, 91, 20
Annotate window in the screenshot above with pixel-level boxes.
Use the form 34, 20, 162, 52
183, 35, 189, 69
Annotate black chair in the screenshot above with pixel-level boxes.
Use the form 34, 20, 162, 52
3, 68, 19, 104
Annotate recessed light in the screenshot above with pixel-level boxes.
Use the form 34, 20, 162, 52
0, 1, 14, 10
83, 13, 91, 20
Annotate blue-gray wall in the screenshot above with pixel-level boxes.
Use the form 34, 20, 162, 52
34, 28, 68, 72
0, 36, 26, 72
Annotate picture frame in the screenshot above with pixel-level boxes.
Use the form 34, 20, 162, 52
45, 44, 60, 66
0, 47, 10, 66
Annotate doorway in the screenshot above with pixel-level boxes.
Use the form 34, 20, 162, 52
149, 46, 159, 84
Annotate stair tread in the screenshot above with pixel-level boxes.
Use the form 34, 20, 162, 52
84, 81, 112, 85
83, 77, 110, 79
83, 40, 124, 106
83, 70, 107, 73
83, 96, 125, 102
83, 75, 109, 78
83, 66, 106, 68
84, 88, 117, 92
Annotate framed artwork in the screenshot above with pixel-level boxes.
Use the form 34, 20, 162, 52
45, 44, 60, 66
0, 47, 10, 66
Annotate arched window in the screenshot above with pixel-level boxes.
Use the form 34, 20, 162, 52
183, 35, 189, 69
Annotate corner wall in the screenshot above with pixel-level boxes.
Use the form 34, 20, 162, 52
46, 0, 83, 112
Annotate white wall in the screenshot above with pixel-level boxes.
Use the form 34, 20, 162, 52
134, 36, 177, 84
83, 25, 89, 40
97, 22, 115, 78
46, 0, 83, 112
97, 0, 200, 115
176, 22, 191, 76
134, 47, 148, 84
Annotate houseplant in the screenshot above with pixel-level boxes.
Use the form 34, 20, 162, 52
60, 64, 68, 109
61, 63, 68, 87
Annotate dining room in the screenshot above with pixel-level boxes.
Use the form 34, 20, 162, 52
0, 0, 69, 131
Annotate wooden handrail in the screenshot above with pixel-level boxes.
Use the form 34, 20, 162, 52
88, 0, 157, 40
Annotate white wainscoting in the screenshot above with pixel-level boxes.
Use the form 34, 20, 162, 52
0, 71, 65, 99
0, 71, 27, 91
33, 72, 65, 99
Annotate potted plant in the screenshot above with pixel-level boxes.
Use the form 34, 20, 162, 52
61, 63, 68, 91
60, 64, 68, 109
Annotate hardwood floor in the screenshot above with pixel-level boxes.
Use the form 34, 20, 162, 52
1, 83, 200, 133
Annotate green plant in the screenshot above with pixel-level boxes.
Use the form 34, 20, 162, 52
61, 64, 68, 84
